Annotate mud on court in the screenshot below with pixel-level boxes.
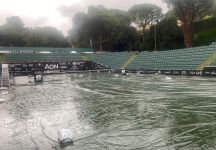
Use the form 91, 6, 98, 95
1, 73, 216, 150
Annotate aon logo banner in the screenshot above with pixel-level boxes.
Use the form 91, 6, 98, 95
45, 64, 59, 70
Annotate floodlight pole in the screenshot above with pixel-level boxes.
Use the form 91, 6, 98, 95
154, 24, 157, 51
154, 20, 159, 51
89, 39, 93, 50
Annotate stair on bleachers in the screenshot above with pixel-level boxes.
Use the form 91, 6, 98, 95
196, 52, 216, 70
81, 55, 90, 61
121, 53, 137, 69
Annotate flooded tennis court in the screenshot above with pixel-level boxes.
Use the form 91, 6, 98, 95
1, 73, 216, 150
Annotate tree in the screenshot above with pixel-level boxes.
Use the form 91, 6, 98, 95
70, 6, 117, 51
193, 16, 216, 46
128, 3, 162, 42
153, 12, 184, 50
69, 13, 89, 48
87, 6, 116, 51
0, 16, 68, 47
0, 16, 26, 46
69, 6, 139, 51
6, 16, 24, 29
108, 9, 138, 51
213, 0, 216, 17
24, 27, 68, 47
163, 0, 214, 48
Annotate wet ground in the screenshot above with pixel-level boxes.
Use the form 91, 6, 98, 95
1, 73, 216, 150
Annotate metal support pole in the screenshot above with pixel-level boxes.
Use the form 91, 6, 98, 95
154, 24, 157, 51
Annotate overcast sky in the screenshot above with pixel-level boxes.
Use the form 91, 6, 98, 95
0, 0, 168, 35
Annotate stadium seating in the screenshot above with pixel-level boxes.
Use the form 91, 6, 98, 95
87, 52, 134, 69
0, 47, 93, 53
4, 53, 83, 62
128, 44, 216, 71
1, 43, 216, 71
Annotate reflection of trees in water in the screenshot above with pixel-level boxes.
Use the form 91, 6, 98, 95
79, 92, 139, 129
76, 76, 168, 130
167, 97, 216, 149
73, 75, 179, 149
75, 76, 140, 129
8, 80, 77, 121
5, 77, 80, 150
6, 74, 216, 149
8, 98, 31, 121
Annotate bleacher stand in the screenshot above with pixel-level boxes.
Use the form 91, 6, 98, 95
1, 43, 216, 73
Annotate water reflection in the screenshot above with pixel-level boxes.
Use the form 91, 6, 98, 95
0, 74, 216, 149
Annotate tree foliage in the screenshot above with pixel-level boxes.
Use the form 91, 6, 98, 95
213, 0, 216, 17
0, 3, 216, 51
128, 4, 162, 42
69, 6, 139, 51
163, 0, 215, 48
194, 16, 216, 46
156, 13, 184, 50
142, 12, 184, 51
0, 16, 68, 47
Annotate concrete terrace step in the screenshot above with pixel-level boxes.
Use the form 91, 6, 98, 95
121, 54, 137, 69
196, 52, 216, 70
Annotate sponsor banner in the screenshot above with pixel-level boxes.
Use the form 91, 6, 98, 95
34, 63, 43, 67
187, 71, 202, 76
8, 61, 94, 76
161, 71, 171, 74
28, 64, 34, 67
44, 63, 59, 70
181, 71, 187, 75
22, 64, 28, 68
172, 71, 181, 75
9, 64, 16, 68
203, 67, 216, 76
44, 70, 60, 74
34, 71, 43, 75
59, 62, 67, 65
59, 66, 67, 69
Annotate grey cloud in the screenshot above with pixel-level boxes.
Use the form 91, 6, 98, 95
24, 17, 49, 27
57, 21, 72, 35
58, 0, 167, 19
58, 3, 85, 19
88, 0, 167, 12
0, 11, 14, 25
83, 0, 154, 10
0, 11, 49, 28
